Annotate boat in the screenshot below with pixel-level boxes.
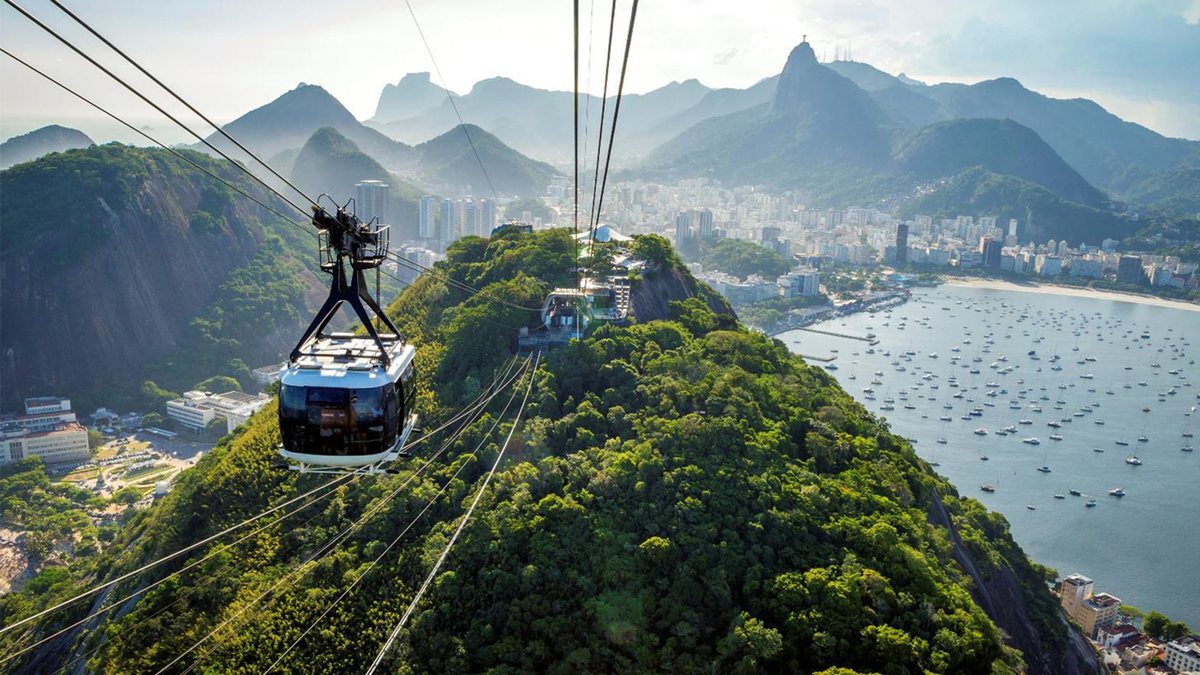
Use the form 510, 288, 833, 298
974, 428, 988, 436
1069, 489, 1082, 496
1049, 434, 1063, 441
1125, 456, 1143, 466
1092, 447, 1105, 453
1054, 494, 1066, 499
1086, 499, 1097, 508
1037, 466, 1052, 473
1108, 488, 1126, 497
980, 484, 996, 493
1115, 440, 1129, 446
1022, 437, 1041, 445
1026, 505, 1036, 510
1182, 445, 1194, 452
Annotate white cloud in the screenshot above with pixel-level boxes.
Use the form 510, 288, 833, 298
1, 0, 1196, 139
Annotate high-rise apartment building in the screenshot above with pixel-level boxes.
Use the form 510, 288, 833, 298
355, 180, 390, 224
675, 212, 692, 246
979, 236, 1002, 270
440, 199, 456, 244
462, 200, 479, 238
1117, 255, 1143, 284
418, 196, 436, 239
698, 209, 714, 239
481, 199, 498, 236
895, 223, 909, 265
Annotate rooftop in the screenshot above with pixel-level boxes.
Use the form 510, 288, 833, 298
1087, 593, 1121, 608
1063, 573, 1094, 586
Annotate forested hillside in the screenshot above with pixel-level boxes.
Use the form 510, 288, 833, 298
0, 230, 1093, 675
0, 143, 322, 411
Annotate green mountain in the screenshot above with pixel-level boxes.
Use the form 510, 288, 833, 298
290, 127, 426, 236
920, 77, 1200, 195
893, 119, 1108, 208
641, 43, 1115, 221
414, 124, 561, 198
1, 230, 1094, 675
206, 84, 414, 170
900, 167, 1132, 245
0, 125, 94, 170
0, 143, 321, 410
1109, 167, 1200, 216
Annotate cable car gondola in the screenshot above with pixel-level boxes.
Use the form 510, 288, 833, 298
278, 203, 417, 473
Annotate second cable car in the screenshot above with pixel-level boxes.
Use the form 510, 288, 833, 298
278, 204, 417, 473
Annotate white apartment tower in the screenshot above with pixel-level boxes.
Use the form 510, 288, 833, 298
355, 180, 390, 225
418, 196, 436, 239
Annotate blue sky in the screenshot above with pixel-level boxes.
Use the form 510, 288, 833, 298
1, 0, 1197, 142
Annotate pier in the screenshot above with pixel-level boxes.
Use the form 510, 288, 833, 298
796, 327, 880, 344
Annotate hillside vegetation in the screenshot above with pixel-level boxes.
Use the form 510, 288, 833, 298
0, 143, 322, 411
0, 230, 1085, 675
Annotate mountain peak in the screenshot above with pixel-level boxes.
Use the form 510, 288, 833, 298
978, 76, 1027, 92
398, 72, 431, 85
0, 124, 95, 169
784, 41, 819, 70
372, 72, 451, 123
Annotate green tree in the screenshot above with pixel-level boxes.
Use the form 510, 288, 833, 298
112, 487, 142, 505
194, 375, 241, 393
700, 238, 790, 281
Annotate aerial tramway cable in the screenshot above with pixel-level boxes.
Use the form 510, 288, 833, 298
401, 0, 497, 201
155, 358, 532, 675
43, 0, 322, 211
1, 354, 521, 664
589, 0, 639, 262
587, 0, 618, 243
0, 469, 363, 665
0, 0, 314, 219
0, 46, 301, 228
365, 351, 540, 675
0, 469, 357, 638
44, 357, 524, 674
263, 358, 530, 673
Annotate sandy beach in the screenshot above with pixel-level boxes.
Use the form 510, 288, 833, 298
943, 277, 1200, 314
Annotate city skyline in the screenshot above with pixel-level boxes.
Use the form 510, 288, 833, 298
1, 0, 1198, 143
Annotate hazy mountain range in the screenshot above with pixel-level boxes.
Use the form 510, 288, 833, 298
6, 38, 1199, 237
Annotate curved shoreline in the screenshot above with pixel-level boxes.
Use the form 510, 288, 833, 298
941, 277, 1200, 314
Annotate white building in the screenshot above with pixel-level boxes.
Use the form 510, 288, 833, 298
778, 269, 821, 298
1, 423, 90, 465
0, 397, 91, 465
1068, 258, 1103, 278
1166, 636, 1200, 674
1035, 254, 1062, 276
167, 391, 271, 434
418, 196, 436, 239
355, 180, 390, 225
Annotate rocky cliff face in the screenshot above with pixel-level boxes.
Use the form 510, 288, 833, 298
0, 145, 280, 407
630, 263, 735, 323
926, 489, 1101, 675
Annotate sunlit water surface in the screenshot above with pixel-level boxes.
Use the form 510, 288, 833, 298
780, 284, 1200, 624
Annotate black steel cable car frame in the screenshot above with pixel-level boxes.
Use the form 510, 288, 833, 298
291, 201, 402, 367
